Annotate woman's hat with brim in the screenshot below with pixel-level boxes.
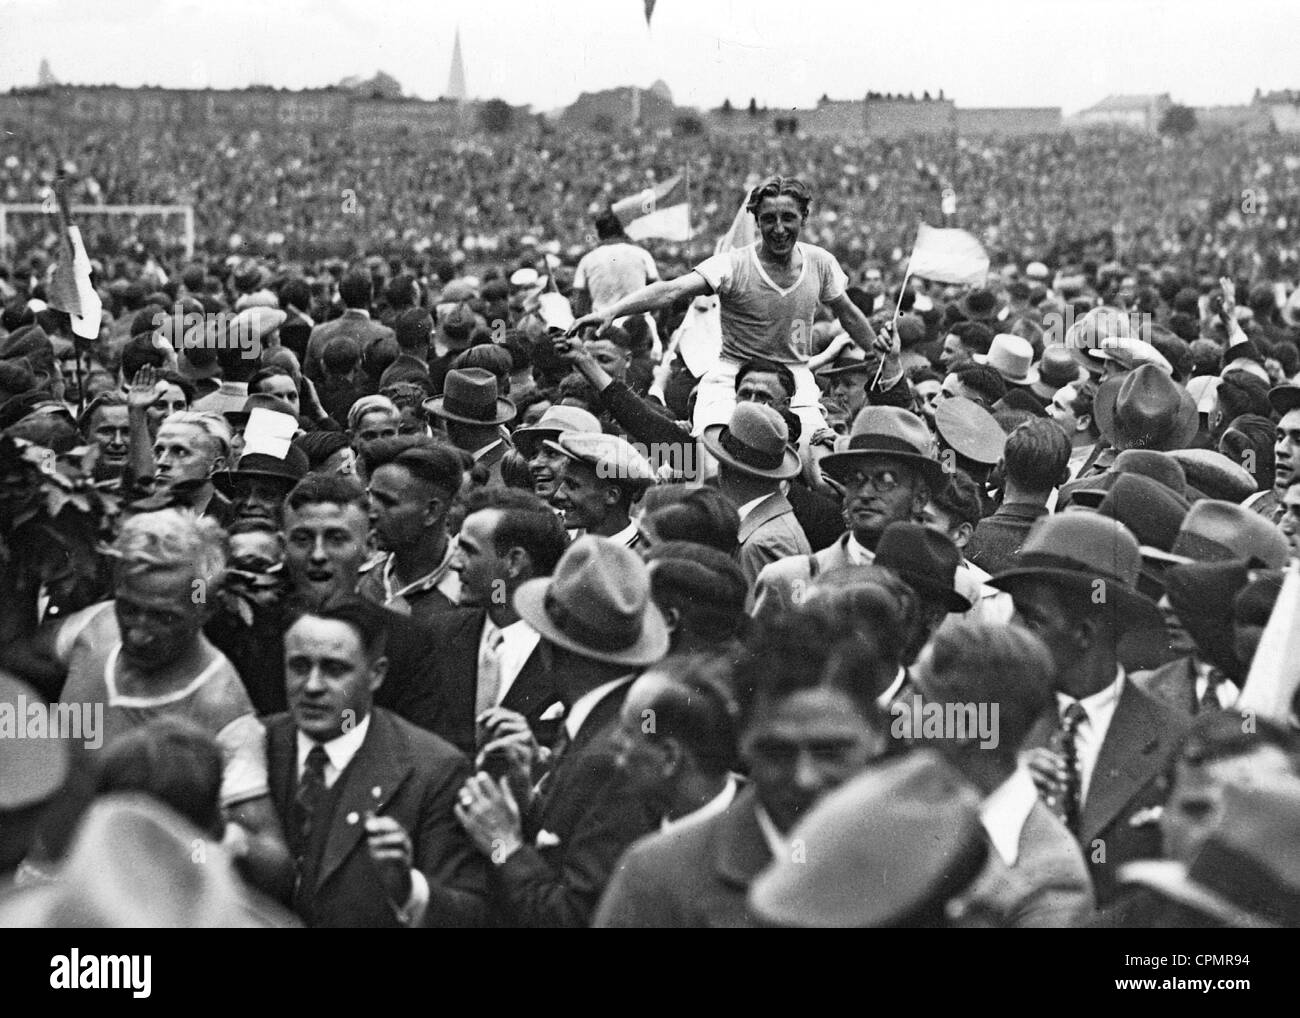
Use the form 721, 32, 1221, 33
821, 406, 947, 491
702, 401, 802, 481
423, 368, 516, 426
514, 535, 670, 667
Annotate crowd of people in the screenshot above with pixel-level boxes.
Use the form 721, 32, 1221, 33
3, 121, 1299, 278
1, 157, 1299, 929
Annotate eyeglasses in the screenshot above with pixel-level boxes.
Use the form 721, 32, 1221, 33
848, 469, 903, 493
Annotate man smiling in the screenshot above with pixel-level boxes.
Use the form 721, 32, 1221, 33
569, 175, 885, 437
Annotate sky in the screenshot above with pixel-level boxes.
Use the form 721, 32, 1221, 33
2, 0, 1298, 115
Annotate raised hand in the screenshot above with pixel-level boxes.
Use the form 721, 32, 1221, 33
127, 365, 166, 412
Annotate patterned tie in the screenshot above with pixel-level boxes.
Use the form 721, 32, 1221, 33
475, 623, 505, 717
294, 744, 330, 861
1056, 702, 1088, 835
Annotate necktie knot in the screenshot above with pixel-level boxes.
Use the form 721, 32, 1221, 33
305, 744, 329, 777
1062, 701, 1088, 732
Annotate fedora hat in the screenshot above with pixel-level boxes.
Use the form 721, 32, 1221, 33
974, 334, 1039, 386
1031, 344, 1088, 399
989, 513, 1164, 631
874, 522, 972, 613
956, 288, 1003, 323
215, 445, 309, 496
1118, 776, 1300, 928
702, 402, 801, 481
544, 431, 657, 489
1095, 473, 1190, 598
1142, 499, 1289, 569
816, 343, 877, 378
1068, 449, 1193, 509
1093, 364, 1199, 452
1064, 307, 1138, 375
424, 368, 516, 426
0, 793, 298, 928
934, 397, 1006, 467
513, 535, 669, 667
1162, 560, 1251, 678
821, 406, 946, 491
748, 751, 985, 928
1269, 383, 1300, 416
1167, 449, 1257, 504
511, 404, 602, 458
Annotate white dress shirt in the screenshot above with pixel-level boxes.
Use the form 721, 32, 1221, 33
564, 675, 635, 741
736, 495, 768, 522
1055, 668, 1124, 807
846, 532, 874, 566
477, 616, 542, 707
295, 713, 428, 925
1194, 659, 1239, 710
979, 765, 1038, 867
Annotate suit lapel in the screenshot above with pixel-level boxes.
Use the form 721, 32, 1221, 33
266, 715, 298, 836
713, 788, 774, 889
1079, 682, 1169, 845
501, 641, 556, 719
315, 711, 415, 891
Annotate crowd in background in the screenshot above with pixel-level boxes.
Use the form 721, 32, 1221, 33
0, 124, 1299, 928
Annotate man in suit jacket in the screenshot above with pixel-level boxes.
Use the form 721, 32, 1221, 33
267, 600, 488, 927
909, 620, 1094, 926
592, 606, 890, 926
702, 402, 810, 586
989, 513, 1186, 907
754, 406, 945, 619
427, 487, 569, 755
304, 271, 396, 383
454, 537, 670, 927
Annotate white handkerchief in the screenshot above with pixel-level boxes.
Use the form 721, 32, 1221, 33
539, 702, 566, 722
242, 406, 297, 459
536, 829, 561, 848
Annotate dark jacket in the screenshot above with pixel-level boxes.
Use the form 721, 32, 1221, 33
265, 707, 489, 927
967, 501, 1050, 576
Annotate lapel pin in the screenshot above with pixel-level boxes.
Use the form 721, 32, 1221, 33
372, 786, 382, 798
346, 811, 360, 825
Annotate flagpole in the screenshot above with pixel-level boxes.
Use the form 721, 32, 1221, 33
873, 255, 912, 390
685, 161, 691, 242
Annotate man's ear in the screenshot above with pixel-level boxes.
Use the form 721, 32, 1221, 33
662, 605, 682, 635
209, 454, 228, 477
1076, 413, 1092, 435
503, 546, 531, 581
368, 655, 389, 694
660, 737, 685, 777
423, 494, 445, 527
954, 520, 974, 551
604, 484, 622, 508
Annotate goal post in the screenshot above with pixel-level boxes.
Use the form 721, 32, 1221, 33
0, 203, 195, 259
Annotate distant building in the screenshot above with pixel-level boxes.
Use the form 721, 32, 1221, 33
1194, 104, 1271, 133
956, 107, 1062, 136
562, 84, 675, 132
1072, 93, 1171, 132
446, 27, 467, 101
1258, 90, 1300, 133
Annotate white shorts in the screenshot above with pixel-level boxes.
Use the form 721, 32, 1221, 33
690, 356, 827, 440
